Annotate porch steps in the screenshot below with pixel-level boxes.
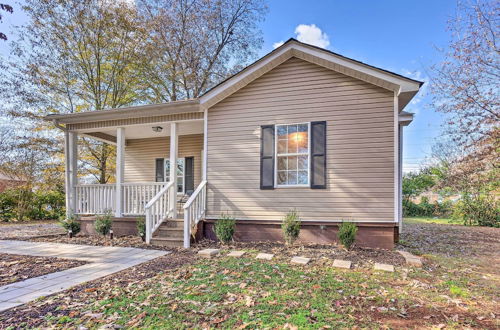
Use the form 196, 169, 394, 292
151, 218, 184, 247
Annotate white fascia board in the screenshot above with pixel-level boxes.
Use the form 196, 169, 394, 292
46, 100, 201, 124
292, 43, 421, 93
398, 113, 414, 126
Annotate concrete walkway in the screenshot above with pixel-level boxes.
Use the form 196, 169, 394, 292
0, 240, 168, 312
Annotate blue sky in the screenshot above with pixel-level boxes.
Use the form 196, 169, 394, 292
0, 0, 457, 172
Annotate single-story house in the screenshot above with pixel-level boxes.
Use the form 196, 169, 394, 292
45, 39, 422, 249
0, 172, 26, 192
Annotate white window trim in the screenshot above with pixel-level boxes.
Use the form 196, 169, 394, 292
165, 157, 185, 195
274, 122, 311, 188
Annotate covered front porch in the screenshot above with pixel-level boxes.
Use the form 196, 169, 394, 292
49, 101, 208, 247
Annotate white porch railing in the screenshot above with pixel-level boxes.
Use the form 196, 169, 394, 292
122, 182, 168, 215
144, 181, 175, 244
75, 184, 116, 215
183, 180, 207, 248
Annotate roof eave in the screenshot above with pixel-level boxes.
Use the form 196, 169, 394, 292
44, 99, 201, 125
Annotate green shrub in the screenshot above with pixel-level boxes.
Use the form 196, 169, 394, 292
0, 190, 16, 222
281, 209, 301, 245
136, 217, 146, 238
0, 188, 65, 222
338, 221, 357, 250
214, 213, 236, 244
59, 214, 81, 235
94, 210, 113, 236
452, 194, 499, 227
402, 198, 453, 218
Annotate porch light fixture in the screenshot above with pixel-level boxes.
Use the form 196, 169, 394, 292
152, 126, 163, 133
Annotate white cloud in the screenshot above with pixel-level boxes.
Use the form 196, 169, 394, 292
294, 24, 330, 48
273, 41, 284, 49
272, 24, 330, 49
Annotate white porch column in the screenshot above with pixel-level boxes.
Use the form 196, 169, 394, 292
115, 127, 125, 217
64, 131, 71, 218
170, 122, 178, 219
68, 132, 78, 214
64, 131, 78, 217
202, 108, 208, 181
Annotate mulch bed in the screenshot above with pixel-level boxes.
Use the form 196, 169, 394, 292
26, 234, 406, 268
0, 254, 87, 286
0, 251, 196, 328
195, 240, 406, 267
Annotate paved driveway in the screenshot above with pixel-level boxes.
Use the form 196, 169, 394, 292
0, 240, 168, 312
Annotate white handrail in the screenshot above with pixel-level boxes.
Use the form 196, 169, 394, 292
145, 181, 175, 244
183, 180, 207, 248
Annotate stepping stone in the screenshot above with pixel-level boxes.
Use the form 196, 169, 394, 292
397, 250, 423, 267
374, 263, 394, 272
291, 256, 310, 265
332, 259, 351, 269
198, 249, 220, 258
406, 257, 423, 267
227, 250, 246, 258
256, 253, 274, 260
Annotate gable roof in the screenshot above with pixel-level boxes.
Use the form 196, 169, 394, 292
46, 38, 422, 125
200, 38, 423, 111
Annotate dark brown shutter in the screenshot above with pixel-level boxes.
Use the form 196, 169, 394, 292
310, 121, 327, 189
155, 158, 164, 182
184, 157, 194, 194
260, 125, 275, 189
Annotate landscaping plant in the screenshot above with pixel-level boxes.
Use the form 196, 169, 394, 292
136, 217, 146, 240
94, 210, 113, 236
281, 209, 301, 245
59, 214, 81, 236
338, 221, 357, 250
215, 213, 236, 244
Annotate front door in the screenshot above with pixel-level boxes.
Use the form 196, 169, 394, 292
164, 157, 194, 195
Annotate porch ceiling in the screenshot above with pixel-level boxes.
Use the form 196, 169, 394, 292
98, 121, 204, 139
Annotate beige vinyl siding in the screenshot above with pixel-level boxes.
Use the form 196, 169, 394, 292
124, 134, 203, 186
206, 57, 395, 222
68, 112, 203, 131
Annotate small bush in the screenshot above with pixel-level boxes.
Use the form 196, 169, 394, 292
338, 221, 357, 250
281, 209, 301, 245
452, 194, 499, 227
136, 217, 146, 238
59, 214, 81, 235
94, 210, 113, 236
214, 213, 236, 244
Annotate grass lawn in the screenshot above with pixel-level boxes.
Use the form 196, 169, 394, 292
1, 220, 498, 329
404, 216, 462, 225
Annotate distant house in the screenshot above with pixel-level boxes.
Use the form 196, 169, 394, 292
0, 172, 25, 192
45, 39, 423, 249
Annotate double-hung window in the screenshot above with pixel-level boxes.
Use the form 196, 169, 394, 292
275, 123, 310, 187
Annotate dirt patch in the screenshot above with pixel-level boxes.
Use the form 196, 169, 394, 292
399, 221, 500, 259
25, 234, 172, 251
0, 221, 64, 239
0, 250, 196, 328
0, 254, 86, 286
